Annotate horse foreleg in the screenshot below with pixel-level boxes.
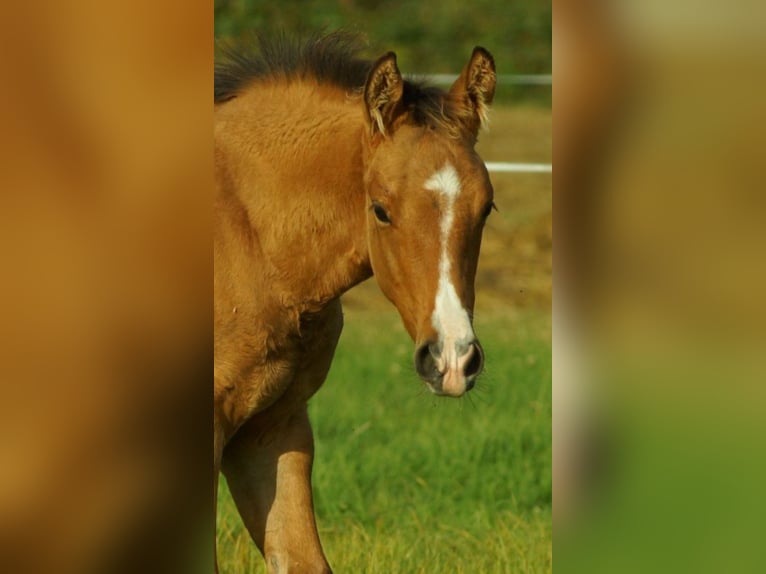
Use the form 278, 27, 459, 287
222, 405, 331, 574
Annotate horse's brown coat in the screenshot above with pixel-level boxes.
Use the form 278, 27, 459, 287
214, 34, 495, 573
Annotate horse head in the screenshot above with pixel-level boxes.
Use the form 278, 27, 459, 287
361, 48, 497, 397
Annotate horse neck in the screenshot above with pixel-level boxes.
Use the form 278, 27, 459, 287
219, 82, 372, 312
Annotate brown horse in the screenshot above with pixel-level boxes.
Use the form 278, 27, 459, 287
214, 33, 496, 573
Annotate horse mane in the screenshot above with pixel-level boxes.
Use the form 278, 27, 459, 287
214, 31, 461, 135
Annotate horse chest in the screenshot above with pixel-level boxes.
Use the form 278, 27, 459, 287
216, 300, 343, 438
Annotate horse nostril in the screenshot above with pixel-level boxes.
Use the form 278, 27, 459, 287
414, 341, 440, 382
463, 341, 484, 378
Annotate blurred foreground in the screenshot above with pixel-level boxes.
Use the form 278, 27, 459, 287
0, 3, 213, 573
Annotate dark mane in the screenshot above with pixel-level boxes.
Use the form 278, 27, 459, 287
214, 31, 370, 102
215, 31, 458, 133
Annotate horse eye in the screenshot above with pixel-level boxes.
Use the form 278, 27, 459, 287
482, 201, 497, 219
372, 203, 391, 224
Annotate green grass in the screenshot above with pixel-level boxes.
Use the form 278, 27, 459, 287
217, 308, 551, 573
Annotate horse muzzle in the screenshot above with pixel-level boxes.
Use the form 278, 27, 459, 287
414, 338, 484, 397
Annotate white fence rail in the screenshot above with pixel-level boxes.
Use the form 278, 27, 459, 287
485, 162, 551, 174
416, 74, 551, 86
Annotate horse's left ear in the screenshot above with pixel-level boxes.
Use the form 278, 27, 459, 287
449, 47, 496, 139
364, 52, 404, 138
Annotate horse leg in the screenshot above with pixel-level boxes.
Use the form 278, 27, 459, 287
222, 405, 330, 574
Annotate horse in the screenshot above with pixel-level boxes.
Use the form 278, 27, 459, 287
214, 32, 496, 573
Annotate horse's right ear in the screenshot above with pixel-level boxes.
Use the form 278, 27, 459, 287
364, 52, 404, 137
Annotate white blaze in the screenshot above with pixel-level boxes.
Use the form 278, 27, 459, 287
424, 162, 475, 371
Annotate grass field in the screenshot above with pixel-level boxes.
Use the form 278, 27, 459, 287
217, 104, 551, 573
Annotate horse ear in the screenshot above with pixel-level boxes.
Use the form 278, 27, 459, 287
364, 52, 404, 137
449, 47, 496, 139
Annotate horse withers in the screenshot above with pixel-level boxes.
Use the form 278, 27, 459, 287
214, 33, 496, 573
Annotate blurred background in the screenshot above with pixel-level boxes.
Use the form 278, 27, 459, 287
215, 0, 551, 104
555, 1, 766, 573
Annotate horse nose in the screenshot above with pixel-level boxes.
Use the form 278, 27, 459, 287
414, 340, 441, 383
463, 340, 485, 380
414, 339, 484, 392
